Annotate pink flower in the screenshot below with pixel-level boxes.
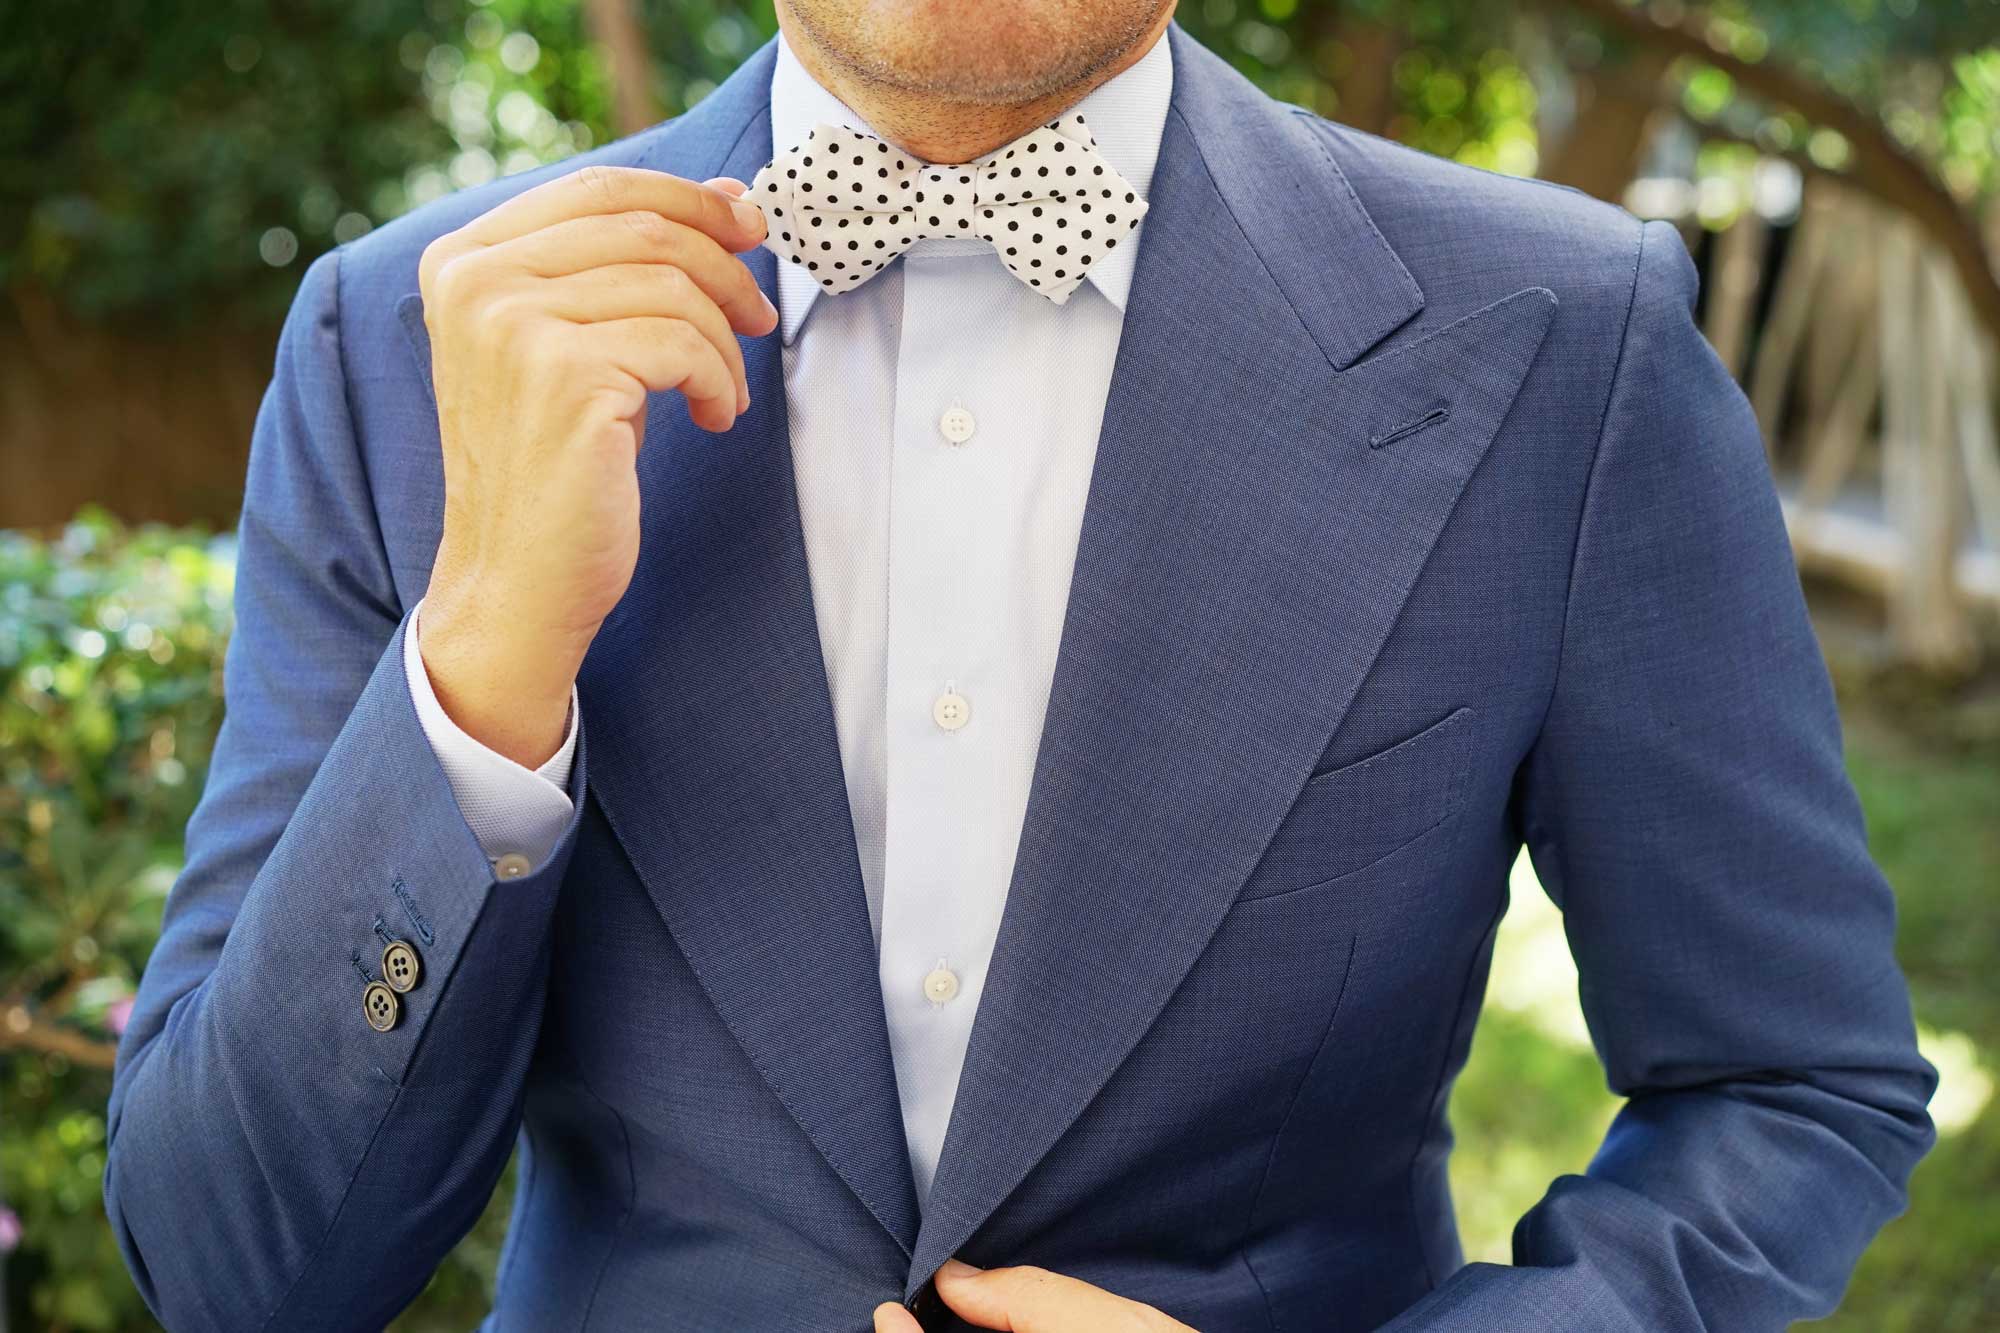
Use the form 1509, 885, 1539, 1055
106, 997, 134, 1037
0, 1207, 21, 1254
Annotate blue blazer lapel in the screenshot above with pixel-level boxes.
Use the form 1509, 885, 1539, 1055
907, 25, 1556, 1288
571, 43, 924, 1258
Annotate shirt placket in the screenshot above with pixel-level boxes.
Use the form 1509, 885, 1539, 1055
877, 249, 1014, 1205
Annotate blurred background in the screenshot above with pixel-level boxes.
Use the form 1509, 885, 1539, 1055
2, 0, 1996, 1328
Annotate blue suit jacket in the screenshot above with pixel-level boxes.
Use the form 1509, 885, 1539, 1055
107, 25, 1935, 1332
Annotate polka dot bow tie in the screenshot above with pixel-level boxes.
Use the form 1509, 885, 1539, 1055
750, 113, 1147, 304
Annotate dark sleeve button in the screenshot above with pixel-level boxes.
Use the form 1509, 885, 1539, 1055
362, 981, 401, 1032
380, 939, 422, 993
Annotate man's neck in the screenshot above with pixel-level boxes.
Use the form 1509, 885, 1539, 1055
772, 6, 1173, 164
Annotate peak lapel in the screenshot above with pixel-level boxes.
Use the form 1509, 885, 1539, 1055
906, 27, 1556, 1289
572, 42, 923, 1257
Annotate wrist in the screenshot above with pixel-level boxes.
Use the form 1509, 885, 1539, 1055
417, 590, 587, 769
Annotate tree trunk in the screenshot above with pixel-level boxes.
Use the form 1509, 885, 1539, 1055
1749, 181, 1834, 454
1703, 210, 1768, 380
1539, 47, 1670, 202
1326, 14, 1402, 137
1880, 221, 1976, 670
585, 0, 663, 137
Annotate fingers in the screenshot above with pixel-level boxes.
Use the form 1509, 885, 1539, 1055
872, 1302, 924, 1333
578, 316, 741, 431
480, 210, 777, 335
935, 1259, 1086, 1330
932, 1258, 1191, 1332
462, 163, 768, 253
537, 264, 750, 411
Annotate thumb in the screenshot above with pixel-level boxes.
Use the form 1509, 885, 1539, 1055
697, 174, 766, 250
932, 1258, 1113, 1330
872, 1301, 924, 1333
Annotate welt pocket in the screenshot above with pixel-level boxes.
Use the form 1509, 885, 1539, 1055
1301, 705, 1475, 790
1236, 706, 1477, 903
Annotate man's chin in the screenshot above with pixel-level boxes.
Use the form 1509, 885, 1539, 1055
786, 0, 1168, 106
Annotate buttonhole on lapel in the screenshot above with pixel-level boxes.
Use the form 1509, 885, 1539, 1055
393, 877, 436, 946
1370, 405, 1452, 450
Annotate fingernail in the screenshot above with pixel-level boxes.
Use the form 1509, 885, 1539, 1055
761, 290, 779, 321
731, 197, 764, 232
937, 1258, 981, 1279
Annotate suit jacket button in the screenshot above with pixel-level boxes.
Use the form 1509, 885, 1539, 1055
362, 981, 400, 1032
381, 939, 422, 993
905, 1275, 946, 1329
494, 852, 534, 880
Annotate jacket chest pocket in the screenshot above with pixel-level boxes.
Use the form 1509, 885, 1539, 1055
1236, 706, 1477, 903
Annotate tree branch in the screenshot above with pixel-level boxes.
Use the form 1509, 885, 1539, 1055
1605, 78, 1904, 226
1557, 0, 2000, 348
2, 1003, 118, 1070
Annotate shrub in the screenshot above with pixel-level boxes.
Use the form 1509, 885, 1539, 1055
1, 511, 515, 1330
0, 510, 232, 1329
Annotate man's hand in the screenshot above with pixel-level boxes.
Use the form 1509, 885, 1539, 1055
414, 166, 777, 767
873, 1258, 1197, 1332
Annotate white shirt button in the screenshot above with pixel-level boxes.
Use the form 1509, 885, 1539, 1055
938, 407, 976, 445
932, 690, 971, 731
493, 852, 534, 880
923, 965, 960, 1004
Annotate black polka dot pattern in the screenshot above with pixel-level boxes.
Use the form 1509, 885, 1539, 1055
748, 118, 1146, 304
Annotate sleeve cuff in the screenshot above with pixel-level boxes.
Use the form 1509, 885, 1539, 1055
403, 597, 579, 872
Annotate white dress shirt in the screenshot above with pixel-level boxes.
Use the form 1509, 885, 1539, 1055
406, 27, 1172, 1207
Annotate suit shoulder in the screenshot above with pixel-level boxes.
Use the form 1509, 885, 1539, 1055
1294, 111, 1649, 323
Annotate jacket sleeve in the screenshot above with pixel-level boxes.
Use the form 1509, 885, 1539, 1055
1381, 219, 1936, 1331
104, 245, 589, 1331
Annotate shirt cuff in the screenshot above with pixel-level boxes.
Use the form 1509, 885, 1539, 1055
403, 597, 579, 873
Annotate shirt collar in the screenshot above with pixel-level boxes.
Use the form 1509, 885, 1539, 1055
768, 27, 1173, 343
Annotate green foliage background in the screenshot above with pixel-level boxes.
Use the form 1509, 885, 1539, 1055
7, 0, 2000, 327
3, 1, 1997, 1329
1, 517, 231, 1330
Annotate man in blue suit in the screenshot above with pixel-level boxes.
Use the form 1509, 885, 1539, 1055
107, 2, 1936, 1329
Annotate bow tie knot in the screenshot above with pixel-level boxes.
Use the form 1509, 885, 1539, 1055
751, 113, 1147, 304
